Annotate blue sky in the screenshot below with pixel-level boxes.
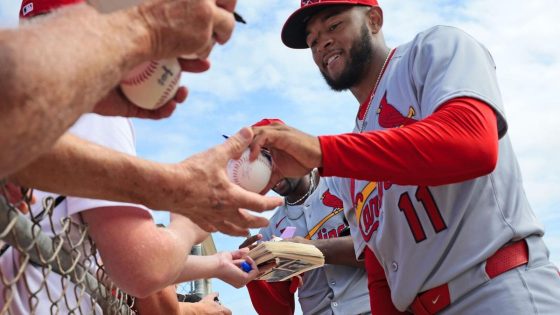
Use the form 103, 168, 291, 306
2, 0, 559, 314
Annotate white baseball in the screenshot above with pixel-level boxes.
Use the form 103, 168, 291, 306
120, 58, 181, 110
227, 149, 272, 193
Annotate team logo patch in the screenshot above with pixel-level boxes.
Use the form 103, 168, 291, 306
321, 189, 343, 209
304, 189, 345, 240
22, 3, 34, 16
377, 92, 417, 128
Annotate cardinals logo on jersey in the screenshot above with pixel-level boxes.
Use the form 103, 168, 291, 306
354, 92, 416, 241
305, 189, 346, 240
377, 92, 417, 128
355, 92, 447, 244
322, 189, 344, 209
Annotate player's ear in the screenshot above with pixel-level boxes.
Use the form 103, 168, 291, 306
366, 6, 383, 34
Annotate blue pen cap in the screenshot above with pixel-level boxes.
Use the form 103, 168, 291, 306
241, 261, 252, 273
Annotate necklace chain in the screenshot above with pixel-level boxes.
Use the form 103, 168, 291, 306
357, 48, 394, 132
285, 170, 316, 206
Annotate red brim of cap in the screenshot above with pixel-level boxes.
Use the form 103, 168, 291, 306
281, 0, 378, 49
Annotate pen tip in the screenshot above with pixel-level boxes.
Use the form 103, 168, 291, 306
234, 12, 247, 24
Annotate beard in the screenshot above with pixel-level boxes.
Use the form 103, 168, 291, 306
272, 178, 301, 197
321, 24, 373, 91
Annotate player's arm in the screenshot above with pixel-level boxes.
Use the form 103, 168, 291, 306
289, 236, 364, 267
251, 98, 498, 187
319, 98, 498, 185
8, 130, 282, 236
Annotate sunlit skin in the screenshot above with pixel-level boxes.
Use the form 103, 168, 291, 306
305, 5, 391, 104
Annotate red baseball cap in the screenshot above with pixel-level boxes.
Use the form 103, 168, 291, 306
281, 0, 379, 49
20, 0, 84, 19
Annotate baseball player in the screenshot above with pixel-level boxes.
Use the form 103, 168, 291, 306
243, 169, 371, 315
248, 0, 560, 314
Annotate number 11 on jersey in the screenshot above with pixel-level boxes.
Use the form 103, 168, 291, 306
398, 186, 447, 243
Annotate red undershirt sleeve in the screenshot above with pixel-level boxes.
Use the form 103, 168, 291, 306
319, 98, 499, 186
246, 280, 295, 315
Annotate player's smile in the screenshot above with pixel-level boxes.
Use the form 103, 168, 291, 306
323, 50, 344, 75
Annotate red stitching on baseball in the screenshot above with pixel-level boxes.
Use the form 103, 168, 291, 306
121, 60, 159, 85
155, 72, 180, 108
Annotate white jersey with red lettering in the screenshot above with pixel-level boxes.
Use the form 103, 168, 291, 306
346, 25, 560, 312
260, 176, 370, 315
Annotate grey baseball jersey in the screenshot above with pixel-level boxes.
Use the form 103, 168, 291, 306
347, 26, 560, 311
260, 176, 370, 315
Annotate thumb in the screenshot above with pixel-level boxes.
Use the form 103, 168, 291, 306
223, 127, 253, 159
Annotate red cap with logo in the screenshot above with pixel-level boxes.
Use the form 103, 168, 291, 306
281, 0, 379, 49
19, 0, 84, 19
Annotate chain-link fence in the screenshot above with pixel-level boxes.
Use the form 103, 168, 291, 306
0, 186, 135, 315
0, 184, 214, 315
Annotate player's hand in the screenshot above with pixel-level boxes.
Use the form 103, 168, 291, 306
93, 59, 210, 119
238, 233, 263, 250
250, 123, 322, 192
215, 248, 259, 288
168, 127, 283, 236
134, 0, 237, 60
185, 292, 232, 315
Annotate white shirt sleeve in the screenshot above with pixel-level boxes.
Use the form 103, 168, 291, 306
64, 114, 151, 217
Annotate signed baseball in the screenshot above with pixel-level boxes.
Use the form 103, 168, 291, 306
120, 58, 181, 110
227, 149, 272, 193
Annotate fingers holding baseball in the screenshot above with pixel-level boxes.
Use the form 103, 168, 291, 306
93, 87, 181, 120
220, 127, 253, 160
249, 124, 323, 178
178, 58, 211, 73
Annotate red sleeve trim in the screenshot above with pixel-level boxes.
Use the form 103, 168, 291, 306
319, 98, 498, 186
246, 280, 295, 315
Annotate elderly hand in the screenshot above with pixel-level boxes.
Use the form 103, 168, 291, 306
93, 59, 210, 119
161, 127, 283, 236
250, 122, 322, 192
134, 0, 238, 60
